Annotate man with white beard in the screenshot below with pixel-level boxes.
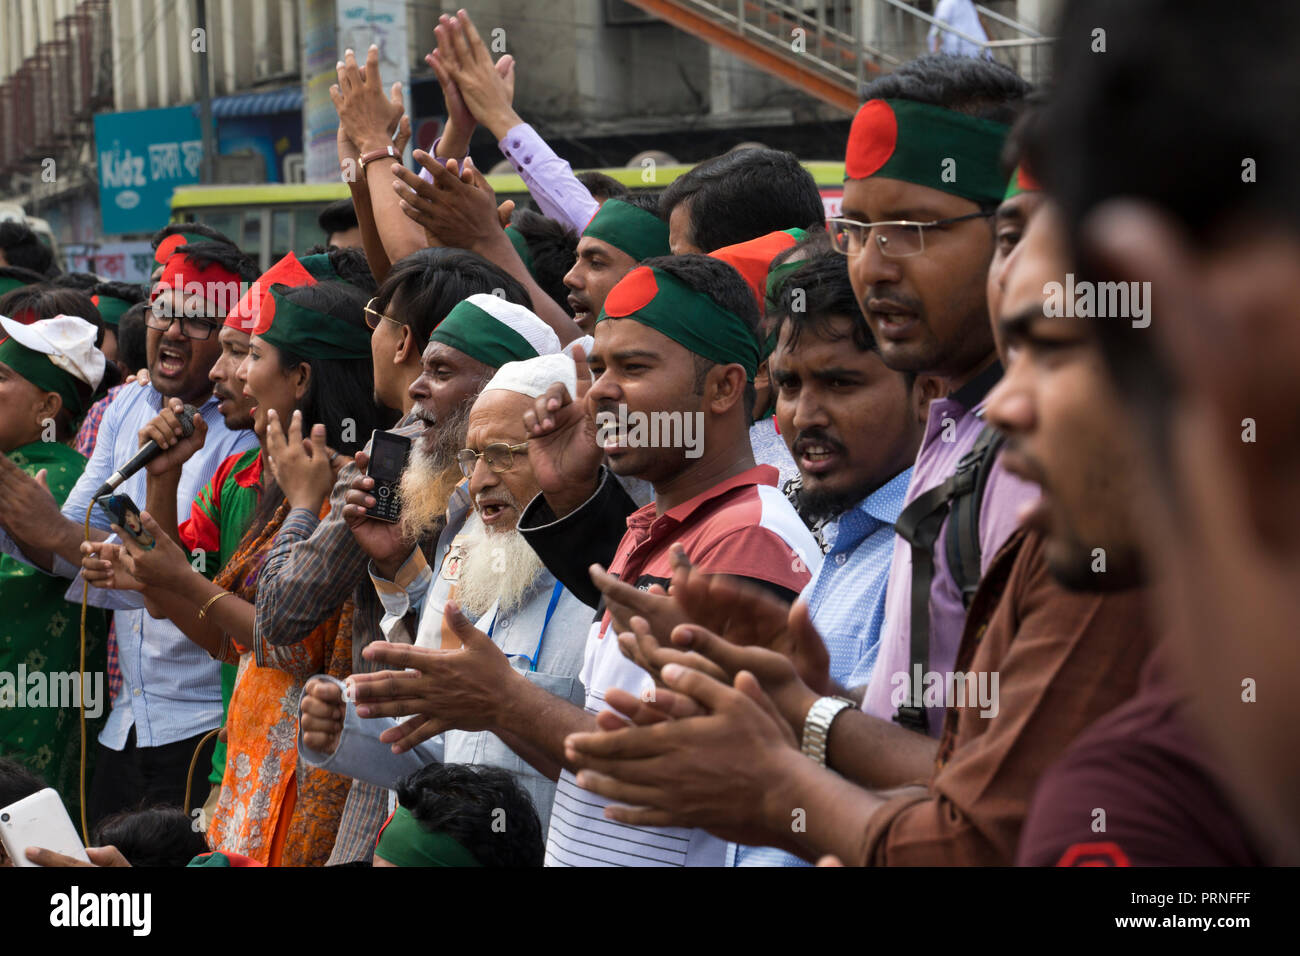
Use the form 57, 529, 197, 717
297, 354, 596, 835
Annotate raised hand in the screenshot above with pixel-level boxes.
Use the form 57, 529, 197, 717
264, 409, 339, 513
433, 10, 521, 139
392, 154, 501, 250
138, 397, 207, 477
332, 44, 405, 156
426, 10, 515, 156
340, 449, 414, 578
521, 343, 603, 516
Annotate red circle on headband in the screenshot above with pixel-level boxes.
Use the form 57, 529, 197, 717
846, 99, 898, 180
154, 233, 189, 265
602, 266, 659, 318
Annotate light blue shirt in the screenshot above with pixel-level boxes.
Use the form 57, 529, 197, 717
22, 384, 256, 749
731, 465, 912, 867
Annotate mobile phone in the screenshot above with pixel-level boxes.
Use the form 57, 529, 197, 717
0, 788, 90, 867
365, 429, 411, 524
96, 492, 156, 550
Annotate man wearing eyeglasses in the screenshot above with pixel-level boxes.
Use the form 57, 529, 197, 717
0, 233, 260, 825
297, 355, 590, 837
825, 56, 1042, 739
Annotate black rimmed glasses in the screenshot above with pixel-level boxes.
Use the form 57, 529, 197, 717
456, 441, 530, 479
146, 300, 221, 340
826, 211, 995, 258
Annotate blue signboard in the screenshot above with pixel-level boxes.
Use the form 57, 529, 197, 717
94, 105, 203, 235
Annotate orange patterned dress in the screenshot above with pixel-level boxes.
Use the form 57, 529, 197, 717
206, 500, 353, 866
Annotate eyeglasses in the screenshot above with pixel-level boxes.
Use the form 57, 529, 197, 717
826, 211, 994, 258
146, 303, 221, 340
364, 297, 403, 331
456, 441, 529, 479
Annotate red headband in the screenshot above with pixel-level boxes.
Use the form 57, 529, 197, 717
225, 252, 317, 333
152, 253, 245, 320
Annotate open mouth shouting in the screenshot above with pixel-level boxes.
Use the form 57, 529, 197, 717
155, 343, 190, 379
793, 432, 846, 475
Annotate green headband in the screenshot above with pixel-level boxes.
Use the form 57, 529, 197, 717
93, 295, 133, 328
374, 806, 483, 867
297, 253, 340, 284
254, 284, 372, 360
0, 276, 35, 297
582, 199, 671, 262
504, 224, 535, 273
846, 98, 1010, 206
0, 335, 88, 416
598, 265, 759, 381
429, 297, 544, 369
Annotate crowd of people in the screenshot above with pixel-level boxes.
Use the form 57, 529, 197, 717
1, 0, 1296, 869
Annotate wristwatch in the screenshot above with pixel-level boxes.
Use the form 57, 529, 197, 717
800, 696, 857, 767
359, 144, 399, 178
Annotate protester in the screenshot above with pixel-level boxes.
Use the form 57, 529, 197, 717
0, 221, 54, 275
0, 230, 258, 827
1021, 0, 1297, 863
92, 806, 210, 867
562, 194, 670, 333
374, 764, 545, 867
298, 354, 593, 835
0, 316, 109, 825
318, 198, 362, 249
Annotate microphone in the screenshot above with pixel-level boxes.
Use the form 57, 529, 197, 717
93, 404, 199, 499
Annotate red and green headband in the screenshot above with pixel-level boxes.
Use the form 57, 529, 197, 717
582, 199, 671, 263
1003, 163, 1042, 201
91, 294, 133, 328
504, 224, 535, 274
374, 806, 482, 868
709, 228, 806, 313
846, 98, 1010, 206
598, 265, 759, 381
153, 252, 244, 319
0, 335, 89, 416
226, 252, 317, 333
253, 283, 371, 360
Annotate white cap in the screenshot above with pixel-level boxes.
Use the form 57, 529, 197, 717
0, 314, 106, 391
482, 352, 578, 401
463, 293, 562, 357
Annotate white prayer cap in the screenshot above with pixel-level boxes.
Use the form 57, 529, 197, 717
482, 353, 578, 401
0, 314, 106, 393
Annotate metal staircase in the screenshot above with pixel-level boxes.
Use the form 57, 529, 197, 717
623, 0, 1053, 115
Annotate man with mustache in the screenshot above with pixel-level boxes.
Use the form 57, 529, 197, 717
0, 232, 259, 823
1013, 0, 1289, 864
562, 195, 670, 335
298, 354, 593, 835
348, 254, 820, 866
563, 186, 1155, 867
253, 280, 558, 864
835, 56, 1042, 738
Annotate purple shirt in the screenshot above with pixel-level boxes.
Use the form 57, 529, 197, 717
421, 124, 599, 234
861, 368, 1040, 736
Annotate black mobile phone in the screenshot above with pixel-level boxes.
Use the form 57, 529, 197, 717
365, 429, 411, 524
95, 493, 157, 550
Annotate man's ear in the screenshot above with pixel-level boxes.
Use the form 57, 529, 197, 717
708, 364, 748, 416
394, 325, 417, 365
911, 374, 944, 426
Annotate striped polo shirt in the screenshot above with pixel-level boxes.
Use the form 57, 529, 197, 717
544, 464, 821, 867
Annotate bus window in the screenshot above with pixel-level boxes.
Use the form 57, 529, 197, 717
272, 208, 292, 260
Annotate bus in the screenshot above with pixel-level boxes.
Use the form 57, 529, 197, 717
169, 162, 846, 270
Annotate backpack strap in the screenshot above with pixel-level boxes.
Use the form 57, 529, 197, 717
892, 424, 1004, 733
945, 425, 1006, 610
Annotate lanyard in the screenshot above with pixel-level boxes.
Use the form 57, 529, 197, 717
488, 580, 564, 672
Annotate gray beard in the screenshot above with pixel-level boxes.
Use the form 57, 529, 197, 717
454, 513, 547, 619
397, 400, 473, 541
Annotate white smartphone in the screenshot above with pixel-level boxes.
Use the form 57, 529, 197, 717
0, 788, 89, 867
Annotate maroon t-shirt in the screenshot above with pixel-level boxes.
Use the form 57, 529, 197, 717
1017, 644, 1262, 866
